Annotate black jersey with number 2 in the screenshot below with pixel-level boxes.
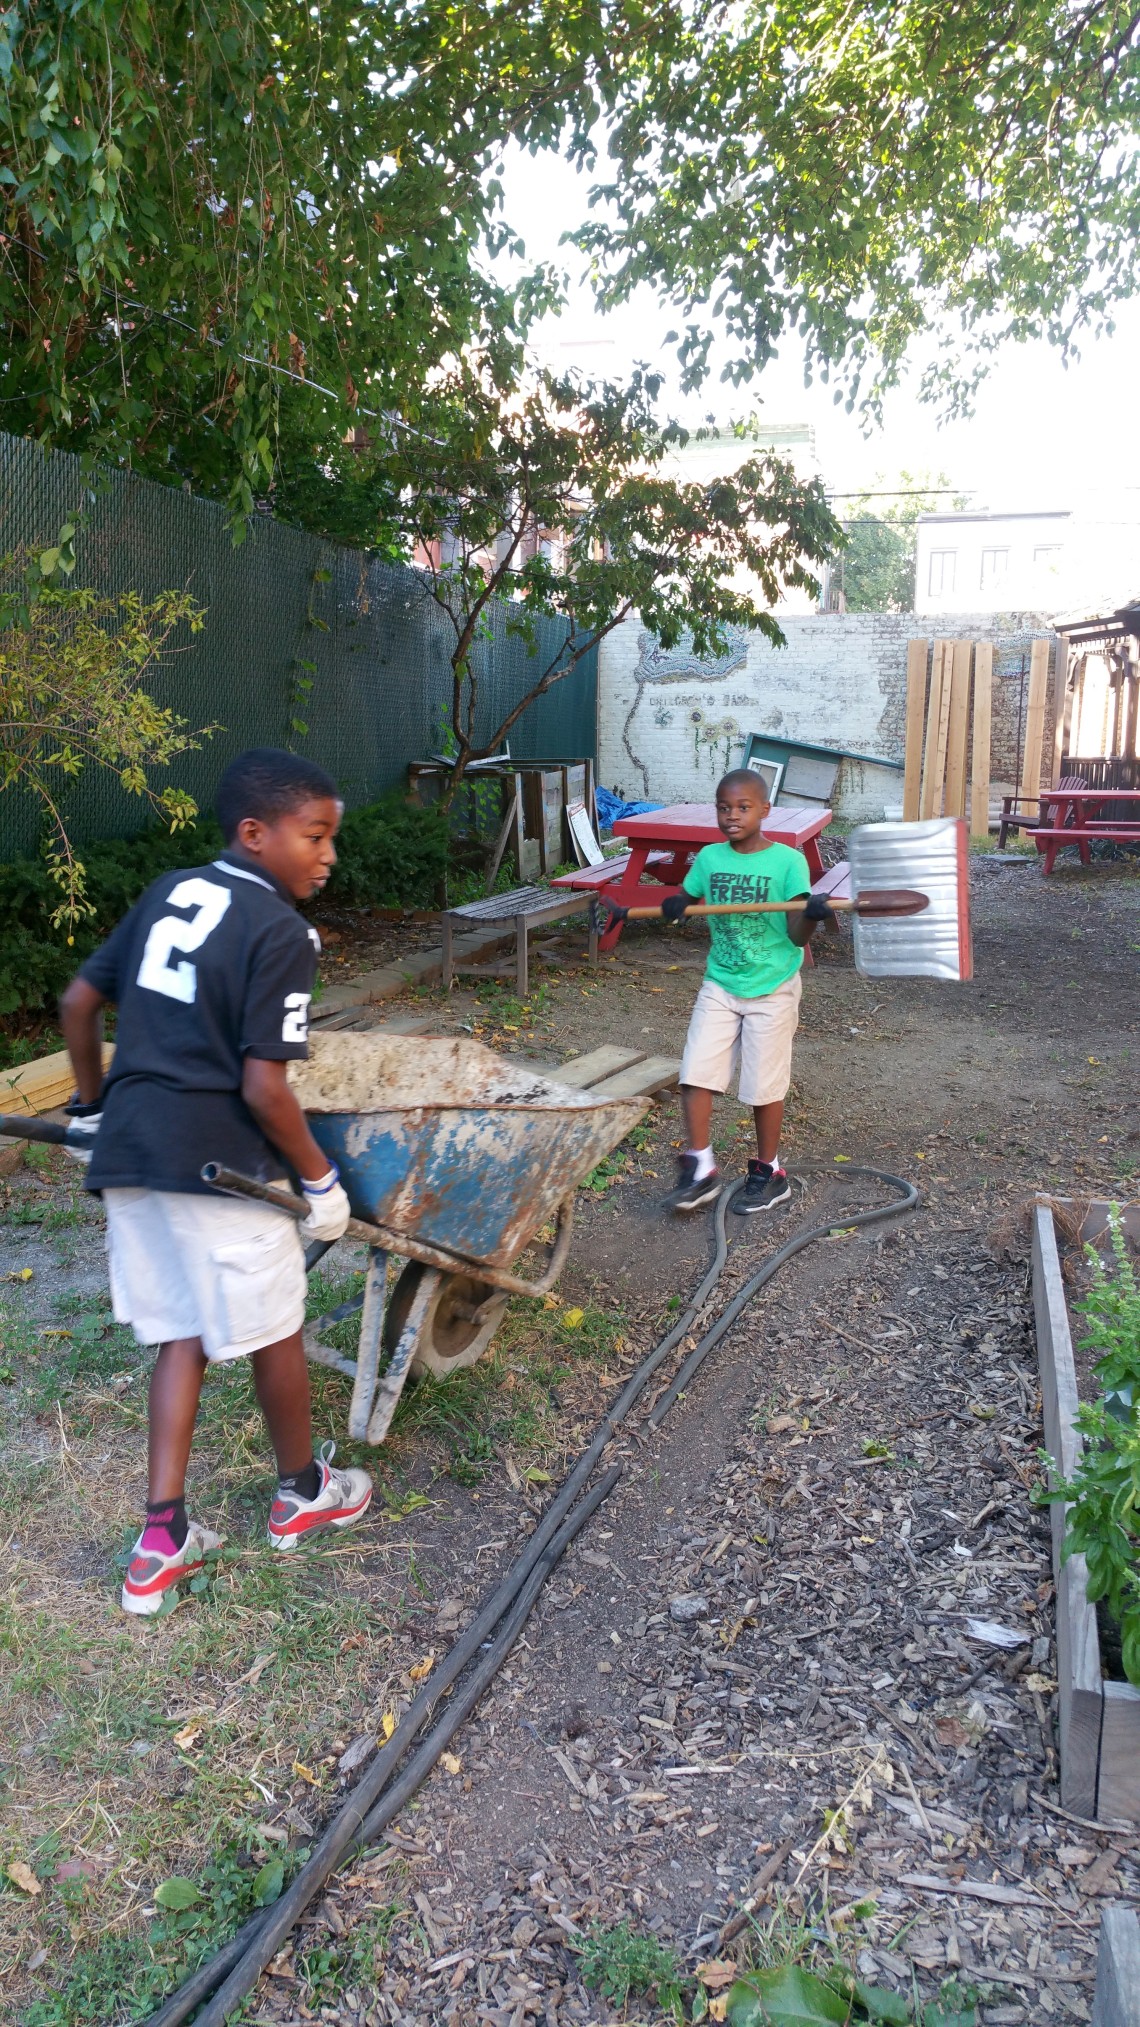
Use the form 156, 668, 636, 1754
79, 854, 320, 1194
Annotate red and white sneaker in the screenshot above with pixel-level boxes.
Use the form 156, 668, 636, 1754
121, 1521, 223, 1617
267, 1443, 372, 1553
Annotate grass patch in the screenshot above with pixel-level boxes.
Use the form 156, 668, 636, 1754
0, 1174, 625, 2022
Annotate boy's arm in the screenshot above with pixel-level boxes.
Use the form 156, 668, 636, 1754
59, 977, 108, 1106
786, 894, 824, 948
241, 1057, 334, 1185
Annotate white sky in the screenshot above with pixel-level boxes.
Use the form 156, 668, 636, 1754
495, 144, 1140, 523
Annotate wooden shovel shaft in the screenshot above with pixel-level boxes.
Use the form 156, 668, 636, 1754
621, 887, 927, 921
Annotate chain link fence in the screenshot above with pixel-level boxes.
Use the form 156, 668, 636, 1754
0, 433, 597, 858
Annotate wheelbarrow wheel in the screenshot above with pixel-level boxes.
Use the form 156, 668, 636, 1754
384, 1262, 509, 1380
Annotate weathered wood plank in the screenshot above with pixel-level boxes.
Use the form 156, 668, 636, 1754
1092, 1905, 1140, 2027
1098, 1681, 1140, 1827
0, 1042, 114, 1118
589, 1054, 681, 1099
1018, 636, 1050, 805
553, 1046, 647, 1089
943, 639, 973, 820
970, 643, 993, 841
903, 639, 928, 823
1032, 1203, 1102, 1819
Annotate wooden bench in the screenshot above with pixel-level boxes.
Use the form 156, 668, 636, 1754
998, 775, 1086, 848
1029, 824, 1140, 875
441, 887, 597, 998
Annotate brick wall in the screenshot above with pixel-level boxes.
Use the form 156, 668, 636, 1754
599, 612, 1063, 819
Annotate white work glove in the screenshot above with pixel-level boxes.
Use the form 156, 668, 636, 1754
64, 1099, 103, 1165
299, 1164, 351, 1243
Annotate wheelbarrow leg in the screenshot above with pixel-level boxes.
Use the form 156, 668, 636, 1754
366, 1264, 444, 1445
348, 1246, 388, 1441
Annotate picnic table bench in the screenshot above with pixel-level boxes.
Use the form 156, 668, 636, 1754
999, 782, 1140, 872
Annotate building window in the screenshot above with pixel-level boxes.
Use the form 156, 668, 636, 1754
928, 549, 956, 596
1034, 544, 1062, 576
980, 547, 1010, 591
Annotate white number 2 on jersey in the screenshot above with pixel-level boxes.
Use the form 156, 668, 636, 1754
282, 992, 310, 1043
136, 878, 232, 1004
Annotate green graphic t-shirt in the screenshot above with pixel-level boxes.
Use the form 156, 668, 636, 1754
683, 839, 811, 999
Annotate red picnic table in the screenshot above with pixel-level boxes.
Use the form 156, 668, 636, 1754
550, 802, 834, 952
1000, 786, 1140, 873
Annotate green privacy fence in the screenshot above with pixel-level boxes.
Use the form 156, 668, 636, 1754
0, 433, 597, 859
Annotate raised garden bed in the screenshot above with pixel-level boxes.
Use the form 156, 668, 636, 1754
1032, 1198, 1140, 1823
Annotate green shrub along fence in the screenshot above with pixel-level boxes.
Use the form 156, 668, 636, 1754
0, 431, 597, 860
0, 797, 455, 1024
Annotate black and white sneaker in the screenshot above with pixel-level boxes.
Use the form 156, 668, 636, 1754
732, 1160, 792, 1215
664, 1155, 721, 1213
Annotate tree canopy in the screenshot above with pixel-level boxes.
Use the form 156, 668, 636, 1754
4, 0, 1140, 538
0, 1, 675, 525
580, 0, 1140, 414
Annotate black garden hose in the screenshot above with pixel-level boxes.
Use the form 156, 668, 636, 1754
141, 1163, 916, 2027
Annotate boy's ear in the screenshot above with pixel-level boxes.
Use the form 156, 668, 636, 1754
232, 814, 267, 853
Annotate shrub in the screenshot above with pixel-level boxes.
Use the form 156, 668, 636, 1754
325, 793, 448, 908
0, 794, 451, 1019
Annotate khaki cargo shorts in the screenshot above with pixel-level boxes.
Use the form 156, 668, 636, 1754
679, 972, 802, 1107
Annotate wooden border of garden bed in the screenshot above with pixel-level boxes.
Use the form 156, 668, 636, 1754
1032, 1200, 1140, 1825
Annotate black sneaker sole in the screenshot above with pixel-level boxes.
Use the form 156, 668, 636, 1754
732, 1180, 792, 1215
665, 1179, 722, 1213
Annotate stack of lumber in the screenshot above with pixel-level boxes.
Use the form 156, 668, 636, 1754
0, 1041, 114, 1119
903, 636, 1051, 841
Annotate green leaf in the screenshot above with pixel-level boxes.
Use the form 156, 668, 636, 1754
38, 548, 61, 576
727, 1967, 852, 2026
827, 1970, 912, 2023
252, 1858, 285, 1905
154, 1876, 201, 1910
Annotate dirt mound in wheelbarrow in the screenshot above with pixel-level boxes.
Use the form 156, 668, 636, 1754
289, 1031, 648, 1129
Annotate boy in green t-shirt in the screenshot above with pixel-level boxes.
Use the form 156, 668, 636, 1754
661, 769, 829, 1214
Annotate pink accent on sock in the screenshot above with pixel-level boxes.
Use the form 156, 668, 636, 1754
140, 1510, 181, 1557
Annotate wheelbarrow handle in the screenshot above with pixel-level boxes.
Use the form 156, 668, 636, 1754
200, 1163, 575, 1300
0, 1113, 85, 1147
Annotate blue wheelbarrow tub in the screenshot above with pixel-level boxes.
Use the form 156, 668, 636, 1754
289, 1034, 647, 1270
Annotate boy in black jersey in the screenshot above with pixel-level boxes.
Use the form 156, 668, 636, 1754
60, 749, 373, 1614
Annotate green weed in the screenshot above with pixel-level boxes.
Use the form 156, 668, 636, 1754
576, 1919, 684, 2020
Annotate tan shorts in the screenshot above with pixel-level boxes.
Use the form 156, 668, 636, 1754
103, 1188, 306, 1361
679, 973, 802, 1107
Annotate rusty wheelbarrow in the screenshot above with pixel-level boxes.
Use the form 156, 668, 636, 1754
202, 1034, 647, 1444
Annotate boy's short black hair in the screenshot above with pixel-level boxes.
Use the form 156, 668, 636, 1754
215, 748, 339, 842
716, 767, 768, 800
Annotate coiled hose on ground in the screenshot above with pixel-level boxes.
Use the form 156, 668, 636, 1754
143, 1164, 918, 2027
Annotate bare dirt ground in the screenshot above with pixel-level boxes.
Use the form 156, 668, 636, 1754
2, 852, 1139, 2026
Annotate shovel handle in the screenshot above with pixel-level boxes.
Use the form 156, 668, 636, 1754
620, 887, 927, 921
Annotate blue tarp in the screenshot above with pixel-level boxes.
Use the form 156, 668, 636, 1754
595, 786, 664, 834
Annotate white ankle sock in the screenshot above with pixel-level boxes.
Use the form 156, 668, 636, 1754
687, 1146, 716, 1181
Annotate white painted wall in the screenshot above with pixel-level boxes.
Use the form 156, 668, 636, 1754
598, 611, 1060, 818
916, 512, 1070, 616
